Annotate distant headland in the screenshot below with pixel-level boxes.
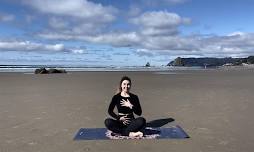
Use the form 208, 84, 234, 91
167, 56, 254, 67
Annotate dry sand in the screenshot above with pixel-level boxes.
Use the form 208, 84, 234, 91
0, 69, 254, 152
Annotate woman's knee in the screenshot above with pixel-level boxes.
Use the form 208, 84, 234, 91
104, 118, 112, 127
136, 117, 146, 126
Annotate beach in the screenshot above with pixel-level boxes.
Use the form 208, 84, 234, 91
1, 69, 254, 152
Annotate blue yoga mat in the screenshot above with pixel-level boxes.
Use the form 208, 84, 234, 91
74, 125, 189, 140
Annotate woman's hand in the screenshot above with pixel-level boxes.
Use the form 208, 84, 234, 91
119, 115, 131, 125
120, 99, 133, 109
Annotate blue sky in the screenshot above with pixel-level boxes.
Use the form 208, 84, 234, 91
0, 0, 254, 66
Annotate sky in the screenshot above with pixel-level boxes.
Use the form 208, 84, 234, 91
0, 0, 254, 66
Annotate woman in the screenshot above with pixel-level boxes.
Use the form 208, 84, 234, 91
104, 76, 146, 137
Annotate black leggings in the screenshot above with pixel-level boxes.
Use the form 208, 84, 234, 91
104, 117, 146, 136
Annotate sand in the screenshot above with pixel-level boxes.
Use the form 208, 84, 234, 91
0, 69, 254, 152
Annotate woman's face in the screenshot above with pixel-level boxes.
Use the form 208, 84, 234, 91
121, 80, 131, 93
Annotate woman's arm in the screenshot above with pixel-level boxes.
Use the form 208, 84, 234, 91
108, 95, 120, 120
132, 95, 142, 116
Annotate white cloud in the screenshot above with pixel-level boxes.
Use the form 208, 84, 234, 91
128, 5, 142, 17
23, 0, 117, 23
136, 49, 154, 57
37, 11, 191, 46
45, 44, 64, 51
46, 17, 105, 35
84, 32, 141, 47
71, 23, 104, 35
48, 17, 68, 29
227, 31, 245, 37
0, 13, 15, 22
130, 11, 191, 37
163, 0, 187, 4
25, 15, 36, 23
139, 35, 198, 51
71, 49, 85, 54
37, 29, 254, 58
23, 0, 118, 38
38, 32, 141, 47
140, 0, 187, 7
140, 27, 179, 36
0, 41, 66, 52
38, 33, 73, 40
132, 32, 254, 58
131, 11, 190, 28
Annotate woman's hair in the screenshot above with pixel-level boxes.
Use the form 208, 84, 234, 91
116, 76, 132, 94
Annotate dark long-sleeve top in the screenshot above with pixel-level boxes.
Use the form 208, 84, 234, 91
108, 92, 142, 120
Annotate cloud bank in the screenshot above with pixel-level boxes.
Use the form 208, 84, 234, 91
0, 0, 253, 61
0, 40, 85, 54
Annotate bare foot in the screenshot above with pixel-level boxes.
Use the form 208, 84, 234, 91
129, 131, 143, 138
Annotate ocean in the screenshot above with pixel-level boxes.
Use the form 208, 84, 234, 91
0, 65, 206, 73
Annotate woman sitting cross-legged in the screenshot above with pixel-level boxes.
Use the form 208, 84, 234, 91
104, 76, 146, 138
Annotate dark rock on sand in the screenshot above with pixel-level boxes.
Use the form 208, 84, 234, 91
34, 68, 67, 74
35, 68, 48, 74
145, 62, 151, 67
48, 68, 67, 74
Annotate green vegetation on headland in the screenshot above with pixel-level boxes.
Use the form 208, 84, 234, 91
167, 56, 254, 67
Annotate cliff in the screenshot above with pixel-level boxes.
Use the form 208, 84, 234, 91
167, 56, 254, 67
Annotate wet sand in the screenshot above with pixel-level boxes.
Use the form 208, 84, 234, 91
0, 69, 254, 152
